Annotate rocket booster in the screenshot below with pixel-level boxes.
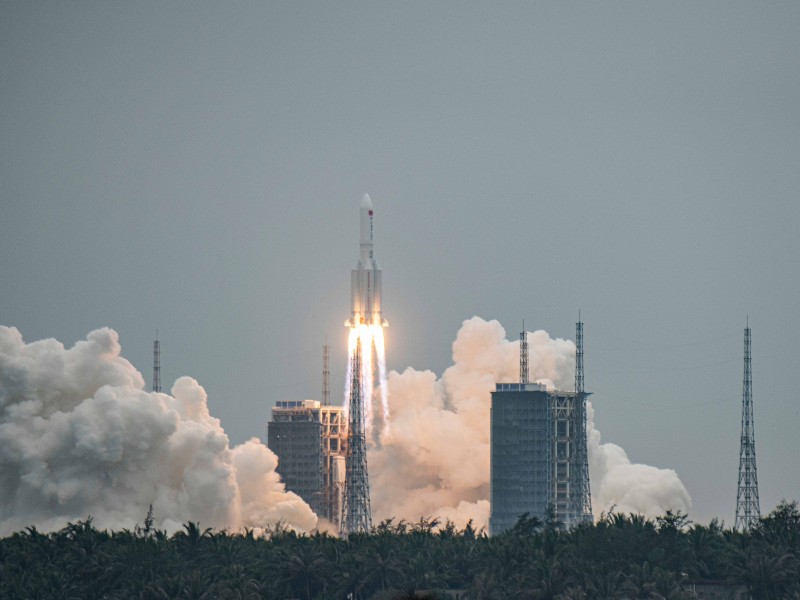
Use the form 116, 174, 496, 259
348, 194, 386, 328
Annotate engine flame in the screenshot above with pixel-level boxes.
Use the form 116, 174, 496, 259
344, 324, 390, 439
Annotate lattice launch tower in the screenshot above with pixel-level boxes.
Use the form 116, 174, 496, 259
340, 338, 372, 535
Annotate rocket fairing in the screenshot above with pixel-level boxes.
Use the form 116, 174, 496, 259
347, 194, 387, 328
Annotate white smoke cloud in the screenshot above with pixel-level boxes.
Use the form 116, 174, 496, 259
587, 401, 691, 518
0, 326, 316, 536
370, 316, 691, 529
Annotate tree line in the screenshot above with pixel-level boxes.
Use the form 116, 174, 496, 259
1, 501, 798, 599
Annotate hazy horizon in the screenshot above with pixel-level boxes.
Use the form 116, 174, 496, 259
2, 2, 799, 527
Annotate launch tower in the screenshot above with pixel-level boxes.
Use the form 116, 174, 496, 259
735, 321, 760, 530
340, 339, 372, 535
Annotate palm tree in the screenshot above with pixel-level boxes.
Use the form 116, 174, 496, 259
585, 568, 624, 600
364, 538, 404, 592
280, 541, 329, 600
621, 562, 658, 599
175, 522, 214, 547
734, 545, 797, 600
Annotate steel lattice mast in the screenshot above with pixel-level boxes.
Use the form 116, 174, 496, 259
340, 338, 372, 535
519, 321, 529, 384
570, 315, 593, 524
735, 322, 760, 530
322, 339, 330, 406
152, 334, 161, 393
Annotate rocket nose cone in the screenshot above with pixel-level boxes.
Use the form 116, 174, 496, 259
361, 193, 373, 209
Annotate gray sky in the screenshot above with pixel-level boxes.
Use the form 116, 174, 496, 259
2, 2, 799, 526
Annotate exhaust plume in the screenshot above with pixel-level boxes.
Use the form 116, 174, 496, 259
370, 317, 691, 529
345, 324, 390, 438
0, 326, 316, 536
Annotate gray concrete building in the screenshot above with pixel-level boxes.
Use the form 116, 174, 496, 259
267, 400, 347, 525
490, 383, 588, 534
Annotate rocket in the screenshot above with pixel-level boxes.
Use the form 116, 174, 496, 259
347, 194, 387, 328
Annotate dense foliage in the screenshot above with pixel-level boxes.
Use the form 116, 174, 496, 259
1, 502, 798, 599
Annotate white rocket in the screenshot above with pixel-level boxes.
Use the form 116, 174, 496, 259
347, 194, 386, 328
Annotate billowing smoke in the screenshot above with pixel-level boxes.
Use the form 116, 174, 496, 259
587, 401, 691, 518
370, 317, 691, 529
0, 326, 317, 536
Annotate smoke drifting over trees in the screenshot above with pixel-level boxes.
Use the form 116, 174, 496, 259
0, 326, 316, 536
0, 319, 690, 535
372, 317, 691, 529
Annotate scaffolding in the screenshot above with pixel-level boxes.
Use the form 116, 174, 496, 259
319, 405, 347, 526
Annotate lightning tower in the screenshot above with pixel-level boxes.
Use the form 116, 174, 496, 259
340, 338, 372, 535
735, 321, 760, 530
519, 322, 529, 384
323, 339, 330, 406
152, 334, 161, 393
570, 315, 593, 524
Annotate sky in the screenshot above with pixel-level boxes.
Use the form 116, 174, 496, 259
2, 2, 799, 527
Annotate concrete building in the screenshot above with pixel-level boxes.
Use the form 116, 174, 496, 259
490, 383, 588, 534
490, 382, 551, 535
267, 400, 348, 525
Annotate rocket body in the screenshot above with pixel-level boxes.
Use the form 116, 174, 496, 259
349, 194, 385, 327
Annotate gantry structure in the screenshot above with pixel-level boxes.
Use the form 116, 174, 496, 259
340, 338, 372, 535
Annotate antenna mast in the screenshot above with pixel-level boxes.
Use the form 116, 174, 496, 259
735, 320, 760, 530
571, 314, 593, 524
152, 333, 161, 393
323, 339, 330, 406
519, 321, 529, 384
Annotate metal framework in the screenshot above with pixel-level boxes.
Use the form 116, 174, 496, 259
552, 391, 574, 523
322, 340, 330, 406
520, 322, 529, 384
319, 405, 348, 526
152, 335, 161, 393
569, 317, 593, 525
340, 338, 372, 535
735, 323, 760, 530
